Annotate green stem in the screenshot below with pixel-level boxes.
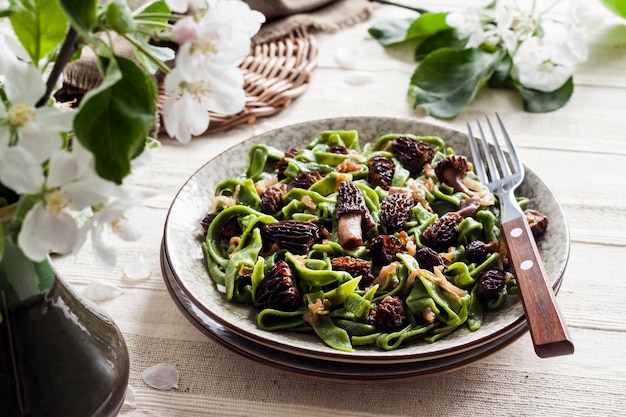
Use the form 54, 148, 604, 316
123, 34, 172, 73
136, 20, 172, 29
0, 205, 16, 223
133, 12, 182, 21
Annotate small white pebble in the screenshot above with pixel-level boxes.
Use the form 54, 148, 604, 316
123, 255, 153, 280
123, 385, 136, 408
142, 363, 180, 390
344, 72, 373, 86
82, 280, 123, 303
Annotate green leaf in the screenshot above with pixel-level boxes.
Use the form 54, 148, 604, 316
405, 12, 449, 40
0, 7, 14, 17
130, 34, 174, 74
58, 0, 97, 33
409, 47, 504, 118
133, 0, 170, 26
368, 17, 414, 46
415, 29, 465, 60
516, 77, 574, 113
602, 0, 626, 18
487, 53, 514, 88
8, 0, 68, 63
105, 0, 136, 34
368, 13, 450, 47
74, 55, 157, 184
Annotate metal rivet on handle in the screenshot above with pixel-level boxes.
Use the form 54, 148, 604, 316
510, 228, 523, 237
521, 260, 534, 270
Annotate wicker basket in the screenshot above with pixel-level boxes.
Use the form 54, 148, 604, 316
158, 25, 318, 136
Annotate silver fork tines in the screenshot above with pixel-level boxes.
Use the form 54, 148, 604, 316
467, 114, 525, 223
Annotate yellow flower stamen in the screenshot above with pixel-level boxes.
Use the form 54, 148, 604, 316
8, 103, 36, 128
45, 190, 71, 213
111, 216, 127, 233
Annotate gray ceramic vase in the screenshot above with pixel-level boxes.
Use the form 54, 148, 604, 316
0, 236, 129, 417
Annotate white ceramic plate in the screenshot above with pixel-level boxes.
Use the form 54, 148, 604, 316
162, 117, 570, 364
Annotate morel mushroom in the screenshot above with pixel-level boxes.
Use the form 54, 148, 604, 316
291, 171, 323, 189
335, 181, 376, 249
464, 240, 500, 263
415, 247, 446, 272
261, 220, 320, 255
255, 260, 303, 311
331, 256, 375, 288
276, 148, 297, 178
368, 296, 407, 332
391, 136, 435, 176
456, 196, 482, 218
380, 192, 414, 232
524, 209, 549, 238
367, 155, 394, 190
368, 234, 406, 267
422, 212, 463, 252
434, 156, 473, 195
260, 183, 288, 214
200, 212, 241, 239
476, 268, 507, 301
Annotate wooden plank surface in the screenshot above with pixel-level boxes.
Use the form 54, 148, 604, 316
54, 1, 626, 416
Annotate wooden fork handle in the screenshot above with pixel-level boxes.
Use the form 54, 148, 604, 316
501, 216, 575, 358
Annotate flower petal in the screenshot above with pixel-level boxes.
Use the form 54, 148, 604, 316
142, 363, 179, 390
123, 385, 137, 408
18, 203, 78, 261
0, 146, 45, 194
123, 255, 153, 280
4, 61, 45, 105
81, 279, 124, 303
91, 225, 118, 271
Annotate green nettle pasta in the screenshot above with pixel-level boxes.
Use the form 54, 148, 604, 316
201, 130, 542, 352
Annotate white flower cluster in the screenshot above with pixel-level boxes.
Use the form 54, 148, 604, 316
0, 41, 155, 270
0, 0, 264, 270
162, 0, 265, 143
446, 0, 602, 92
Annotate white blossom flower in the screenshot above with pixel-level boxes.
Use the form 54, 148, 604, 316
0, 51, 74, 162
3, 144, 115, 262
162, 65, 246, 143
173, 0, 265, 81
565, 3, 603, 62
446, 10, 485, 48
86, 189, 156, 271
482, 3, 517, 52
511, 37, 578, 92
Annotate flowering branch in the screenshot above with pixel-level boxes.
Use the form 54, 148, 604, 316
36, 27, 79, 108
368, 0, 601, 118
0, 0, 265, 270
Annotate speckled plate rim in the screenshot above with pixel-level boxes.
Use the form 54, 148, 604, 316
161, 116, 570, 365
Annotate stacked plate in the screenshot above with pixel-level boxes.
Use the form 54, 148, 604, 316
160, 117, 570, 381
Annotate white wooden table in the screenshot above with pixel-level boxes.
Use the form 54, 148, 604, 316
57, 1, 626, 415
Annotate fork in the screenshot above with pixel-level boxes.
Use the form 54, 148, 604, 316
467, 114, 574, 358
